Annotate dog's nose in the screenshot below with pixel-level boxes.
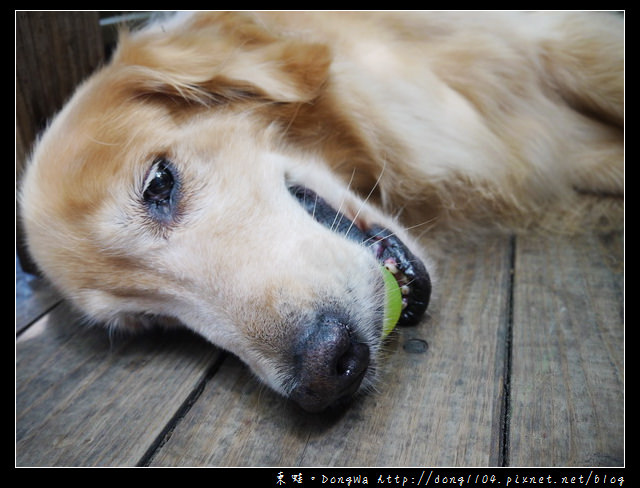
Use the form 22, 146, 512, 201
290, 313, 370, 412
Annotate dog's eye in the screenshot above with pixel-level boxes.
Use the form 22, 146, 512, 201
143, 159, 178, 221
144, 160, 174, 202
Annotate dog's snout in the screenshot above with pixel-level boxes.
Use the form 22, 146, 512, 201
291, 313, 370, 412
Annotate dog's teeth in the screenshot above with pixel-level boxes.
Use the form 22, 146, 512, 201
401, 285, 410, 296
384, 259, 399, 275
402, 297, 408, 309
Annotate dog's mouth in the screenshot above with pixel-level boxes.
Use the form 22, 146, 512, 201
288, 185, 431, 329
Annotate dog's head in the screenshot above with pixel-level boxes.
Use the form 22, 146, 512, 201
20, 13, 431, 412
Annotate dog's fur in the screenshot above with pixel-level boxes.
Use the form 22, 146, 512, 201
20, 12, 623, 411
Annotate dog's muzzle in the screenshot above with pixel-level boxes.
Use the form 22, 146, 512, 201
288, 184, 431, 328
287, 184, 431, 411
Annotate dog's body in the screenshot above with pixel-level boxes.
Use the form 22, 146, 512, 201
20, 12, 623, 412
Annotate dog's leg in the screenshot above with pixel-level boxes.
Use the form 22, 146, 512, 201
565, 116, 624, 197
538, 12, 623, 128
537, 12, 623, 196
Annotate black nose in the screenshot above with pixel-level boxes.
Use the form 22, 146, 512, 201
290, 313, 370, 412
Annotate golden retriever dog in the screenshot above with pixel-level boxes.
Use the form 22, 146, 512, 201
20, 12, 623, 412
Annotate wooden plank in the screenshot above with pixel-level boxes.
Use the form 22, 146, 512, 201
16, 302, 222, 466
508, 231, 624, 466
147, 236, 513, 466
16, 255, 60, 334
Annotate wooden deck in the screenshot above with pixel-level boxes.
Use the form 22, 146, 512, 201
15, 226, 624, 468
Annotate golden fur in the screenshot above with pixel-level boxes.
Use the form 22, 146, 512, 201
20, 12, 623, 410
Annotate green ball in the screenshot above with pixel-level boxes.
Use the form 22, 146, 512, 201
381, 266, 403, 338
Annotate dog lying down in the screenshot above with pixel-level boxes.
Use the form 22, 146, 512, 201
20, 12, 623, 412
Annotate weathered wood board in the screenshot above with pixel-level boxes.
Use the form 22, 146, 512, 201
16, 303, 221, 466
508, 231, 624, 466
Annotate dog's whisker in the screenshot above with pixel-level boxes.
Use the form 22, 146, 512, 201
330, 168, 357, 233
345, 162, 386, 239
361, 218, 436, 249
312, 192, 319, 220
361, 227, 391, 248
414, 216, 440, 240
87, 137, 120, 146
280, 101, 303, 141
400, 218, 439, 236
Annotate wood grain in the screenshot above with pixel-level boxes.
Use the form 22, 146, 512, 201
508, 231, 624, 466
16, 303, 221, 467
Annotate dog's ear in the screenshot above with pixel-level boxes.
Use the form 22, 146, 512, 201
114, 12, 331, 104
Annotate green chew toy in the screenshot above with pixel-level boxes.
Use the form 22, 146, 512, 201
381, 266, 403, 338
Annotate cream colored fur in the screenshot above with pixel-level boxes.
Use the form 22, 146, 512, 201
20, 12, 623, 402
